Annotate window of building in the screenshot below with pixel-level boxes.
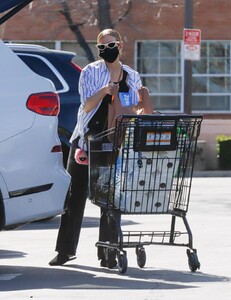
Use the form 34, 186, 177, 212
135, 40, 231, 113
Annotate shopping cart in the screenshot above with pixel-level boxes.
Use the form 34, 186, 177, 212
88, 114, 203, 273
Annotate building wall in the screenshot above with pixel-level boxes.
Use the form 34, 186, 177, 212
5, 0, 231, 66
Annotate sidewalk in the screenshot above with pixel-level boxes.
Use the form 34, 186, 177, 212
57, 177, 231, 299
78, 177, 231, 300
0, 177, 231, 299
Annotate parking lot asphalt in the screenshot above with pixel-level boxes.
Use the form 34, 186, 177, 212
0, 176, 231, 299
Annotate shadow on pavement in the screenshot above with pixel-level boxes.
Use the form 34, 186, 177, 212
0, 264, 230, 292
0, 249, 27, 260
15, 216, 137, 231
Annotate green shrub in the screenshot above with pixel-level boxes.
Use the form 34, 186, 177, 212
216, 135, 231, 169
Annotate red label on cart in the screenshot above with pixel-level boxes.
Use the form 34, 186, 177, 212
146, 132, 171, 146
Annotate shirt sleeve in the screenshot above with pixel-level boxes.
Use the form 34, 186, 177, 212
78, 65, 99, 105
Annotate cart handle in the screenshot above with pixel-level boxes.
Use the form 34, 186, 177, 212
118, 113, 203, 121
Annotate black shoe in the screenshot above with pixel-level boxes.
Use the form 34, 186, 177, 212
100, 258, 117, 269
49, 253, 76, 266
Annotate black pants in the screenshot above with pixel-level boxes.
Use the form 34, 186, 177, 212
54, 141, 119, 259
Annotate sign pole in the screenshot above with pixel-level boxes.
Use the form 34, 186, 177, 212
184, 0, 193, 114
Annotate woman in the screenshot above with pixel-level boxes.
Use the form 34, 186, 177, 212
49, 28, 153, 267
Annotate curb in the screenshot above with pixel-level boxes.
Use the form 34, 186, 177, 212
193, 170, 231, 177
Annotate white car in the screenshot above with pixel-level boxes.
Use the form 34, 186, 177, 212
0, 1, 71, 230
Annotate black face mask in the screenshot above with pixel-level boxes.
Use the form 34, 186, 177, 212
99, 47, 119, 63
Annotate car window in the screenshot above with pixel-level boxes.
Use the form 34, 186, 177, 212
18, 55, 64, 91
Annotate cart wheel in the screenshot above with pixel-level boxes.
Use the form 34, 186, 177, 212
117, 251, 128, 274
136, 247, 146, 268
187, 249, 200, 272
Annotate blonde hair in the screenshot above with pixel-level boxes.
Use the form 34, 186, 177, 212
97, 29, 122, 44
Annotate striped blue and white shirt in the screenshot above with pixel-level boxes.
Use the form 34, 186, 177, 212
70, 59, 142, 149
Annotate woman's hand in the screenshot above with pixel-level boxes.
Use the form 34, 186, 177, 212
105, 82, 119, 96
83, 83, 118, 113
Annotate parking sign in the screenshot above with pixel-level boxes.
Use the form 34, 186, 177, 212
183, 28, 201, 61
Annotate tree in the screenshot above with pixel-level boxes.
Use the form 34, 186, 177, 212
44, 0, 200, 63
45, 0, 132, 62
59, 0, 95, 62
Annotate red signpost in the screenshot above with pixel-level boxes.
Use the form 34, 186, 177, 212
183, 28, 201, 61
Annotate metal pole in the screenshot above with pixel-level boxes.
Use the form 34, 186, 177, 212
184, 0, 193, 114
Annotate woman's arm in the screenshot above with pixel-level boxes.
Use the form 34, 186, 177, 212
138, 86, 154, 114
83, 82, 119, 113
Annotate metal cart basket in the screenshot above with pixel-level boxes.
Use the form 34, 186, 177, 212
88, 114, 203, 273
